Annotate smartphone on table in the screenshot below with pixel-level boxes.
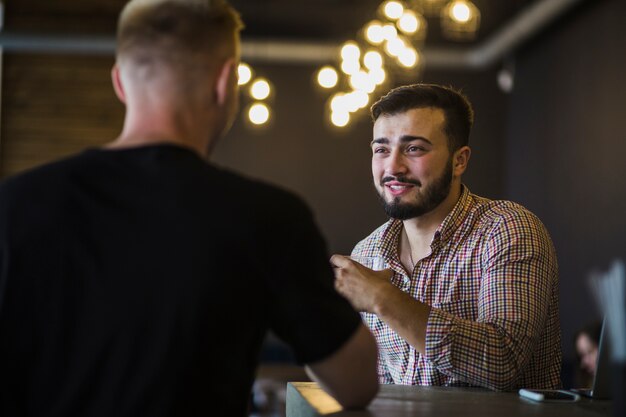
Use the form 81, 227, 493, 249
519, 389, 581, 402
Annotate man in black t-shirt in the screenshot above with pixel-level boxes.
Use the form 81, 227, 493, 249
0, 1, 378, 416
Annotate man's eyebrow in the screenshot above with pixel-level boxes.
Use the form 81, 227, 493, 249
400, 135, 431, 144
371, 138, 389, 146
371, 136, 432, 146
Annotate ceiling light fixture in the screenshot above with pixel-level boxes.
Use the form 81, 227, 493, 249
441, 0, 481, 41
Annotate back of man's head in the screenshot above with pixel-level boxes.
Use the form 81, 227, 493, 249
371, 84, 474, 153
117, 0, 243, 84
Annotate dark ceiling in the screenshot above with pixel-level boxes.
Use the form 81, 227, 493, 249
230, 0, 540, 46
5, 0, 541, 48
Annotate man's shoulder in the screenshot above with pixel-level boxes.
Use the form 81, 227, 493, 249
0, 152, 90, 199
469, 194, 544, 228
466, 194, 552, 248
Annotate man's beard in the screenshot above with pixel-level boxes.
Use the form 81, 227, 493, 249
377, 158, 453, 220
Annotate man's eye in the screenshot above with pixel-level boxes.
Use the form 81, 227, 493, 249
407, 146, 424, 152
373, 147, 388, 154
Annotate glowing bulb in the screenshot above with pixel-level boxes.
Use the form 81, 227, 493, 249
381, 24, 398, 41
370, 68, 386, 85
341, 59, 360, 76
450, 1, 471, 23
317, 66, 338, 89
385, 37, 406, 57
341, 42, 361, 62
238, 63, 252, 85
364, 50, 383, 70
398, 11, 419, 34
343, 92, 360, 113
382, 1, 404, 20
248, 103, 270, 125
352, 90, 370, 109
330, 93, 348, 113
250, 78, 271, 100
350, 71, 375, 94
398, 48, 419, 68
331, 111, 350, 127
365, 21, 385, 45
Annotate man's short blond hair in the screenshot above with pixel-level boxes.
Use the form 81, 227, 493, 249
117, 0, 243, 74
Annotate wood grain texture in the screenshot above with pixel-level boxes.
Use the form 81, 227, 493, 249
1, 54, 124, 178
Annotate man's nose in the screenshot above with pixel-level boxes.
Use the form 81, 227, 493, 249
386, 149, 407, 176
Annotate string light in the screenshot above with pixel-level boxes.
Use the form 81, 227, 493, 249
319, 0, 481, 128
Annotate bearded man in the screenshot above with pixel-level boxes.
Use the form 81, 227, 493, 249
331, 84, 562, 391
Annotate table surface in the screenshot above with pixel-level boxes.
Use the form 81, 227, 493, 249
286, 382, 614, 417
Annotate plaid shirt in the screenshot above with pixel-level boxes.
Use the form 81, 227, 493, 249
353, 186, 561, 390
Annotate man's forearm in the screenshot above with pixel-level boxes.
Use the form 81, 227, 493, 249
372, 283, 431, 355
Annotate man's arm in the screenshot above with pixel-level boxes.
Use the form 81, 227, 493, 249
332, 255, 430, 353
305, 323, 379, 409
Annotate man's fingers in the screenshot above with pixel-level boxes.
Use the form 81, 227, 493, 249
330, 254, 352, 269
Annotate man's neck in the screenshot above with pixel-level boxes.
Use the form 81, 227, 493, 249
400, 182, 462, 265
108, 105, 216, 158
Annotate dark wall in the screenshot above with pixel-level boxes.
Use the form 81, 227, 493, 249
505, 0, 626, 363
213, 65, 507, 255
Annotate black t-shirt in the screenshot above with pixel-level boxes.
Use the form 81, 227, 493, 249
0, 144, 360, 417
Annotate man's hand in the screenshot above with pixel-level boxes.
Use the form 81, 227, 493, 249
330, 254, 394, 313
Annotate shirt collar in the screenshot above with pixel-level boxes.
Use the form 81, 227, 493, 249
432, 184, 472, 247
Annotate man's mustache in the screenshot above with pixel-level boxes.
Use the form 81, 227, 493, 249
381, 176, 421, 187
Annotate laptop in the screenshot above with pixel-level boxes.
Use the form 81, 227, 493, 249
571, 318, 611, 399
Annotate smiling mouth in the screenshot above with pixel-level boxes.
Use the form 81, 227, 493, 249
383, 181, 417, 196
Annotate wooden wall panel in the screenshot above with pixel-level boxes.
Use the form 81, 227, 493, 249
1, 54, 124, 178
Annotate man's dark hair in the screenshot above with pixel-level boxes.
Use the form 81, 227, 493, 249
371, 84, 474, 152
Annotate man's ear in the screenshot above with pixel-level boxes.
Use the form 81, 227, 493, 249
453, 146, 471, 177
215, 58, 237, 106
111, 64, 127, 104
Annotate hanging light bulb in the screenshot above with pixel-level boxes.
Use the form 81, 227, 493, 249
250, 78, 271, 100
385, 36, 406, 57
381, 1, 404, 20
381, 24, 398, 41
340, 59, 361, 76
363, 50, 384, 70
369, 67, 386, 86
451, 1, 471, 22
364, 20, 385, 45
248, 103, 270, 125
340, 41, 361, 62
237, 63, 253, 86
331, 111, 350, 128
441, 0, 481, 41
398, 47, 420, 68
397, 10, 419, 34
317, 66, 338, 89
